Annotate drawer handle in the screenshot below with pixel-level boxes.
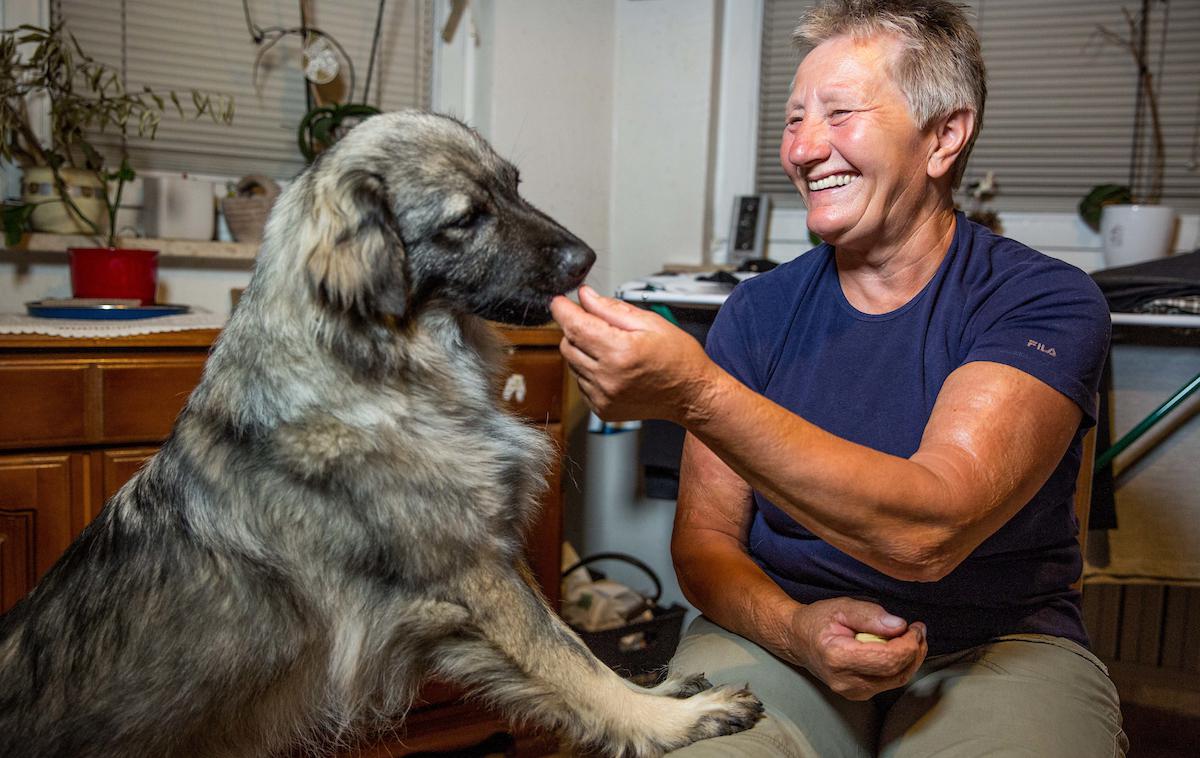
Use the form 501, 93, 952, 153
502, 373, 527, 404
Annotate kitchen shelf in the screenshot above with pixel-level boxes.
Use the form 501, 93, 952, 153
3, 233, 259, 261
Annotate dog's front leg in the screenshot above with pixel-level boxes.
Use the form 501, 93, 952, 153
432, 567, 762, 757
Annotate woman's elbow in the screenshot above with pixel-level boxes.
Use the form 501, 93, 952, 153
879, 530, 969, 582
670, 532, 703, 599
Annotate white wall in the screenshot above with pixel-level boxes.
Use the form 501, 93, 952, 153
467, 0, 616, 286
605, 0, 722, 296
586, 1, 724, 613
455, 0, 724, 297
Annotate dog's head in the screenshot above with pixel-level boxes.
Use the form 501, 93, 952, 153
296, 110, 595, 326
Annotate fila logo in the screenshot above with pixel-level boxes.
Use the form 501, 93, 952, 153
1027, 339, 1057, 357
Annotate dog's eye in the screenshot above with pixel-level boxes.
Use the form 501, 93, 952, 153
446, 209, 483, 230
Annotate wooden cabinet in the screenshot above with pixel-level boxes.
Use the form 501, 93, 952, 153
0, 330, 218, 609
0, 325, 568, 756
0, 453, 81, 611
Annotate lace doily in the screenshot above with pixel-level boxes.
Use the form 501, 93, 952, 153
0, 311, 227, 338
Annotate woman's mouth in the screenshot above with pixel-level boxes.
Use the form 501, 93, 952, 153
807, 173, 859, 192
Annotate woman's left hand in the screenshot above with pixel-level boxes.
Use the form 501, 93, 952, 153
551, 286, 718, 423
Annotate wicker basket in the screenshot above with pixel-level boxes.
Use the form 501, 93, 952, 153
221, 175, 280, 242
562, 552, 687, 681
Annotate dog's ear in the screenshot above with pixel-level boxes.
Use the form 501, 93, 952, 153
305, 169, 409, 318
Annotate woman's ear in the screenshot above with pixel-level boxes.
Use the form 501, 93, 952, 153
927, 108, 975, 181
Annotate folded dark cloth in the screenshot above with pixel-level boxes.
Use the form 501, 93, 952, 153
1091, 250, 1200, 312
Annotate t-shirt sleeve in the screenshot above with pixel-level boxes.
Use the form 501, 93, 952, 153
704, 284, 765, 393
963, 260, 1111, 426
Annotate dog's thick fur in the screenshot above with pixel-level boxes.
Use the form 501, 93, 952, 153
0, 111, 761, 757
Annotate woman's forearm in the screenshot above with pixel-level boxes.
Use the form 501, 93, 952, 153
672, 534, 804, 665
682, 365, 957, 580
681, 359, 1080, 582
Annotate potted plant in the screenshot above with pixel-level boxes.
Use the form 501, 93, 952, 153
1079, 2, 1176, 267
964, 170, 1002, 234
1, 22, 232, 301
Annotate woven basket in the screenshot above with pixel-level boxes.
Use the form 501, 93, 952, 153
221, 175, 280, 242
562, 552, 687, 682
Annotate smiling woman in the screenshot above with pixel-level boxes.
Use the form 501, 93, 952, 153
551, 2, 1127, 756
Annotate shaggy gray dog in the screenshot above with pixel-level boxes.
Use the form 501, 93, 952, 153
0, 111, 762, 757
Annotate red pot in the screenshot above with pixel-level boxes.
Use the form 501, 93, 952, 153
68, 247, 159, 305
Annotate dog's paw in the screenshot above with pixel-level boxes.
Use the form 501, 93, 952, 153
678, 684, 764, 743
655, 672, 713, 699
568, 683, 763, 758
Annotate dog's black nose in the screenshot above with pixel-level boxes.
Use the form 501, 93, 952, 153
558, 246, 596, 281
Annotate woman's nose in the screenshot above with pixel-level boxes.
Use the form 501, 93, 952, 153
782, 119, 831, 169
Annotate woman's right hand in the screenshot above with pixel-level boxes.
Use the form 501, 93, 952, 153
786, 597, 928, 701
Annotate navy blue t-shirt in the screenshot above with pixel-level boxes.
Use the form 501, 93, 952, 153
704, 213, 1110, 655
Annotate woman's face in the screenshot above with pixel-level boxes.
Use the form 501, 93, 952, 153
780, 34, 940, 251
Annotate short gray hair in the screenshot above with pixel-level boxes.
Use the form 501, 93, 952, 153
793, 0, 986, 188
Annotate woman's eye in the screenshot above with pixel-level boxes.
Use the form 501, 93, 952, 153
831, 110, 851, 120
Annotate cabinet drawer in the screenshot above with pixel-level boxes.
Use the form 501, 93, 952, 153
0, 364, 88, 448
99, 359, 206, 443
0, 356, 206, 450
500, 349, 564, 422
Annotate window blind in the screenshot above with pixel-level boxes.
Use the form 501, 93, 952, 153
755, 0, 811, 200
57, 0, 433, 180
756, 0, 1200, 213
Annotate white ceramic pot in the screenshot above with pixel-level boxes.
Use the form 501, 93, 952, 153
22, 166, 108, 235
143, 174, 215, 240
1099, 204, 1177, 268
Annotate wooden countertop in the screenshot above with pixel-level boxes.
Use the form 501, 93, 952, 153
0, 324, 561, 351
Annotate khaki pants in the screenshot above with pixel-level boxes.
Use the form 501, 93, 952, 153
667, 616, 1128, 757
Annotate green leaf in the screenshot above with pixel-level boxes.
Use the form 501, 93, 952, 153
3, 203, 34, 247
1078, 183, 1132, 232
116, 158, 136, 182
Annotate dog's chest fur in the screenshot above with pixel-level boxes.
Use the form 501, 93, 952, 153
182, 309, 553, 583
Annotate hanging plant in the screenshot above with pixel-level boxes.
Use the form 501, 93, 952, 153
297, 102, 380, 163
243, 0, 386, 164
